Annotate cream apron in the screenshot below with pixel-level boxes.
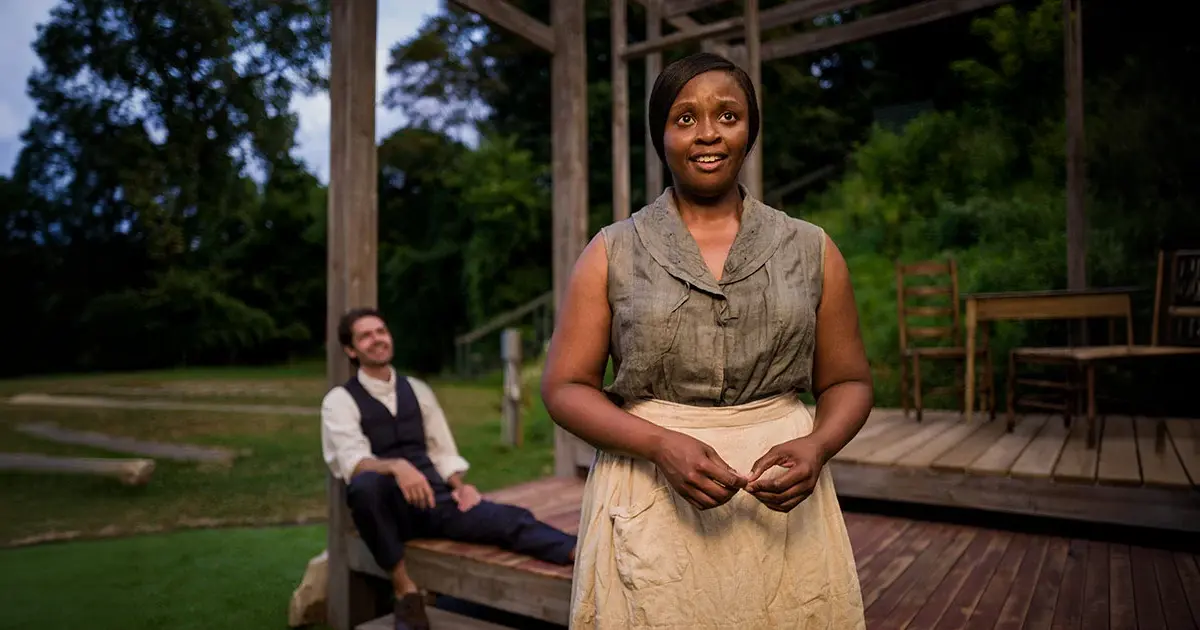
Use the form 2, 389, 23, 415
568, 393, 865, 629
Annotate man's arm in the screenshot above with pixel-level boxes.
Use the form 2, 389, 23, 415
408, 377, 471, 485
321, 387, 385, 481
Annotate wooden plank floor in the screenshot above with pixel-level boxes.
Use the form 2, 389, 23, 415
829, 408, 1200, 532
832, 408, 1200, 489
850, 511, 1200, 629
402, 477, 1200, 629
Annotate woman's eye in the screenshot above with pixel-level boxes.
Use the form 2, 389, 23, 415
720, 112, 736, 122
678, 114, 694, 125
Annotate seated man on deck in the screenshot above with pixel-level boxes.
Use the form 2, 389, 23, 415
321, 307, 577, 630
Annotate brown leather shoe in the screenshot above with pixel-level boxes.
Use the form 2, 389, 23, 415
393, 592, 430, 630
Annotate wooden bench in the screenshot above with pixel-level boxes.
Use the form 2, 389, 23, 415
329, 475, 585, 629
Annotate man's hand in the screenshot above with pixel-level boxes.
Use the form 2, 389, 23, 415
390, 459, 435, 509
744, 437, 827, 513
451, 484, 482, 512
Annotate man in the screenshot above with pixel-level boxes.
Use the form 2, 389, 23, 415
321, 307, 577, 630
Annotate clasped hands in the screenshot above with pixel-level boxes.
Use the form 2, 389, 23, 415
389, 459, 480, 512
652, 431, 828, 513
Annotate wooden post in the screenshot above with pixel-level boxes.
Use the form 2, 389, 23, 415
552, 0, 591, 478
739, 0, 763, 198
645, 2, 663, 205
325, 1, 379, 628
501, 328, 523, 447
1063, 0, 1087, 290
612, 0, 631, 222
0, 453, 155, 486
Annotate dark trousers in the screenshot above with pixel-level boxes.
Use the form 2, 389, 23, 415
346, 472, 577, 573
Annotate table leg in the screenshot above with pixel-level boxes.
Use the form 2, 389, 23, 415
965, 299, 977, 422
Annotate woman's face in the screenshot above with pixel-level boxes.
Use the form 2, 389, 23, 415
663, 70, 751, 200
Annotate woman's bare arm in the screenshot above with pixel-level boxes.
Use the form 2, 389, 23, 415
540, 232, 746, 507
539, 233, 670, 461
807, 234, 874, 462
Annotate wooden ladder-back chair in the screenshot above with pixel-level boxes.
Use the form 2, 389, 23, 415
1007, 244, 1200, 449
1152, 246, 1200, 348
896, 259, 995, 422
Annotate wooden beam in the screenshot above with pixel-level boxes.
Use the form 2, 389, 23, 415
663, 0, 735, 17
754, 0, 874, 35
450, 0, 556, 53
0, 453, 155, 486
1064, 0, 1087, 290
645, 2, 664, 205
743, 0, 1010, 62
551, 0, 591, 478
623, 13, 743, 59
326, 1, 380, 629
739, 0, 763, 199
613, 0, 632, 221
626, 0, 873, 61
15, 422, 236, 463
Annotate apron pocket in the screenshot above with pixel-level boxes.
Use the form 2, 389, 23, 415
609, 486, 687, 590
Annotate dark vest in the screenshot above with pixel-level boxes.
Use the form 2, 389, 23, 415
343, 375, 449, 495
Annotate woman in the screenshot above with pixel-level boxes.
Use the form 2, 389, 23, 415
541, 52, 872, 629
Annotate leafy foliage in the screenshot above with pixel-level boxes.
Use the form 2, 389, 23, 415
1, 0, 1197, 407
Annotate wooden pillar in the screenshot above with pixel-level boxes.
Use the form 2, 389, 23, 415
612, 0, 631, 222
552, 0, 591, 478
645, 3, 664, 204
501, 328, 522, 447
325, 1, 379, 629
1063, 0, 1087, 290
739, 0, 763, 198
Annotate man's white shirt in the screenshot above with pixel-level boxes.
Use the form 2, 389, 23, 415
320, 367, 471, 482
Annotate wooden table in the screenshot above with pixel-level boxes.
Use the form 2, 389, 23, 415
963, 288, 1137, 422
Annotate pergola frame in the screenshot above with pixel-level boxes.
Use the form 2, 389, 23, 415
612, 0, 1088, 293
323, 1, 588, 628
323, 0, 1085, 627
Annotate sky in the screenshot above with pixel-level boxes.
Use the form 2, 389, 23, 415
0, 0, 450, 183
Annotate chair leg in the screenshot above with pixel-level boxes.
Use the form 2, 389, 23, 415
1065, 364, 1077, 430
1085, 363, 1097, 449
1006, 351, 1016, 432
984, 349, 996, 421
956, 363, 966, 417
912, 355, 923, 423
900, 355, 910, 418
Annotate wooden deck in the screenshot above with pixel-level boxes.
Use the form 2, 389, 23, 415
829, 408, 1200, 533
362, 475, 1200, 629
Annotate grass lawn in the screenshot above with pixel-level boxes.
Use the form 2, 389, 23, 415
0, 363, 559, 628
0, 364, 555, 545
0, 524, 330, 630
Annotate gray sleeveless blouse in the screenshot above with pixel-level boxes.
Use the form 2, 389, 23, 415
601, 187, 827, 408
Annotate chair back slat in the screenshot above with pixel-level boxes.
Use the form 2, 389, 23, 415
895, 258, 960, 351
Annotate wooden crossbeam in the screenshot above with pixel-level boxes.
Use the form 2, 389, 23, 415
450, 0, 556, 53
623, 0, 873, 61
733, 0, 1009, 62
756, 0, 875, 33
630, 0, 731, 58
663, 0, 735, 17
623, 13, 743, 59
